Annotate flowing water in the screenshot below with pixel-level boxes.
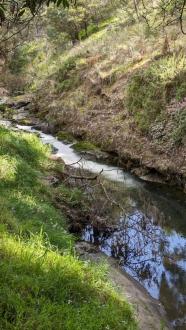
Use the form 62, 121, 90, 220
1, 120, 186, 329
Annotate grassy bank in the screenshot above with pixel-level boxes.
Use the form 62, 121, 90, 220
2, 4, 185, 187
0, 125, 137, 329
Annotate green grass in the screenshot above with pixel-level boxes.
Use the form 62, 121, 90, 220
72, 141, 99, 152
126, 53, 186, 132
0, 126, 71, 248
79, 17, 117, 40
0, 125, 137, 330
0, 104, 7, 112
57, 130, 75, 143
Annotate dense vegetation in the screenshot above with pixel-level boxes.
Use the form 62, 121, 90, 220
126, 53, 186, 134
0, 2, 185, 190
0, 126, 137, 329
3, 2, 186, 139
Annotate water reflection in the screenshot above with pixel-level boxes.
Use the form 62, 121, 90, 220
83, 209, 186, 329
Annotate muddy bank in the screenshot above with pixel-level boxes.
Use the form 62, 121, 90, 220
76, 241, 170, 330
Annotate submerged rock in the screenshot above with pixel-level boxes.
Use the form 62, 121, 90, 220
131, 167, 165, 184
81, 150, 109, 162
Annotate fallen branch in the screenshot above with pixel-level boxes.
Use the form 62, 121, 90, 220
67, 156, 83, 166
63, 169, 104, 181
98, 180, 125, 213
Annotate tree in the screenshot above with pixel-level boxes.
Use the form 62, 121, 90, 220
122, 0, 186, 34
0, 0, 69, 22
47, 0, 116, 45
0, 0, 69, 48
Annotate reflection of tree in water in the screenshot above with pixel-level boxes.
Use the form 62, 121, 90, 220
84, 211, 167, 287
82, 179, 186, 328
104, 212, 167, 283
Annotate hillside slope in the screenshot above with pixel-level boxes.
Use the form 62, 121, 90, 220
2, 8, 186, 190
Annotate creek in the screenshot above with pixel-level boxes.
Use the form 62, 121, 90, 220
1, 120, 186, 329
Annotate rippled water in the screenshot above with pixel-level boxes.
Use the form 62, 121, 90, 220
1, 120, 186, 329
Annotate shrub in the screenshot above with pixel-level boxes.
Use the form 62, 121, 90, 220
126, 70, 163, 131
9, 44, 38, 74
55, 56, 83, 92
56, 57, 78, 83
56, 77, 80, 92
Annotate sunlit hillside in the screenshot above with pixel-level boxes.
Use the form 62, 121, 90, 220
5, 5, 185, 188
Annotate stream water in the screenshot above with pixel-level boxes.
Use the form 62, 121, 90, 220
1, 120, 186, 329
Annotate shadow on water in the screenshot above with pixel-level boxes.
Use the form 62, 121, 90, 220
1, 121, 186, 329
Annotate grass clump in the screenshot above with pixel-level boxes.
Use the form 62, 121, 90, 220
0, 104, 14, 118
56, 76, 80, 92
126, 53, 186, 132
55, 56, 83, 92
6, 108, 14, 118
57, 130, 75, 143
72, 141, 99, 152
172, 109, 186, 145
55, 55, 88, 93
0, 125, 137, 330
0, 103, 7, 112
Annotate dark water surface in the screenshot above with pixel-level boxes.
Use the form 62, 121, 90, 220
1, 121, 186, 329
